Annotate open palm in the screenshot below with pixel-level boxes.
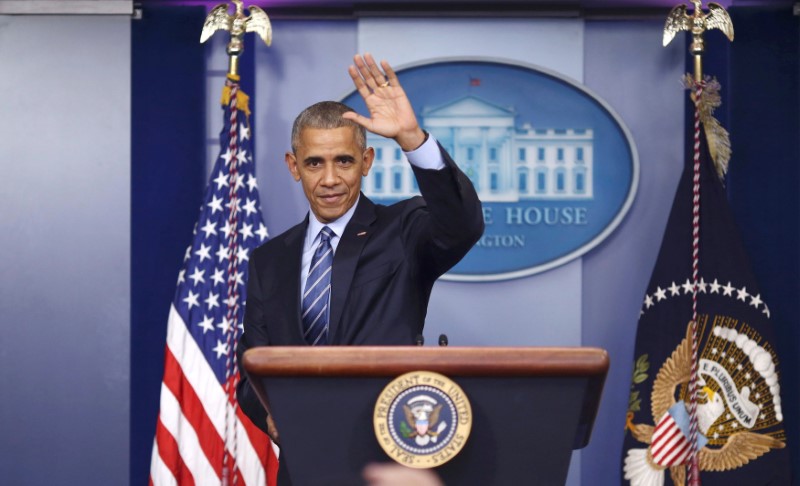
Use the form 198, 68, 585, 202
343, 53, 425, 152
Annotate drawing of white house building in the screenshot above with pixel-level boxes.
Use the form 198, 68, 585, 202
361, 95, 594, 203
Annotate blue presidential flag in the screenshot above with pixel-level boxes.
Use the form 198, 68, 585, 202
622, 79, 790, 485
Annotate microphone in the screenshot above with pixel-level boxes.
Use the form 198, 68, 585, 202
438, 334, 448, 347
415, 334, 425, 346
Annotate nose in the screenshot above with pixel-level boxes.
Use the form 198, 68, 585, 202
320, 162, 338, 187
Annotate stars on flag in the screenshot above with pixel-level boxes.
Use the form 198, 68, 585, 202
183, 290, 200, 309
214, 171, 229, 190
246, 174, 258, 192
221, 220, 235, 239
216, 244, 230, 262
196, 243, 212, 262
212, 339, 229, 359
239, 222, 254, 241
236, 149, 249, 166
640, 276, 770, 317
226, 196, 242, 215
198, 315, 215, 334
188, 267, 205, 286
208, 195, 224, 214
220, 147, 234, 164
722, 281, 735, 296
217, 316, 234, 334
243, 198, 257, 216
234, 172, 247, 191
200, 219, 217, 238
205, 291, 220, 310
211, 268, 225, 286
736, 286, 749, 302
256, 222, 269, 241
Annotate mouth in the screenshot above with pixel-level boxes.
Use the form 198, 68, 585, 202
317, 193, 344, 205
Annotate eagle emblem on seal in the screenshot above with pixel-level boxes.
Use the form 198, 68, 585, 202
624, 322, 785, 485
401, 395, 447, 446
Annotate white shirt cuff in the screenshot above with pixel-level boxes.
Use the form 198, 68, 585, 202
404, 132, 445, 170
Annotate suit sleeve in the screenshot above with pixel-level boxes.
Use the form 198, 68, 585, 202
236, 256, 270, 434
409, 142, 484, 277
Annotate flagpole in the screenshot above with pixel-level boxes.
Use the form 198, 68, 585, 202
663, 2, 733, 485
200, 2, 273, 485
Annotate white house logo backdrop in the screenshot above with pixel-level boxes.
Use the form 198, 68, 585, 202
341, 59, 639, 281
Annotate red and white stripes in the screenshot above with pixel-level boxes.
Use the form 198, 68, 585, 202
651, 413, 693, 467
151, 305, 273, 486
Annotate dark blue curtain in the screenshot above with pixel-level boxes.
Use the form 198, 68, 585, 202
727, 7, 799, 481
131, 6, 207, 485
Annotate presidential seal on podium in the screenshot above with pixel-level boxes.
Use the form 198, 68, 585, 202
374, 371, 472, 468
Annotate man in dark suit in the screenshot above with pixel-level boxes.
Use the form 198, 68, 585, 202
235, 53, 483, 474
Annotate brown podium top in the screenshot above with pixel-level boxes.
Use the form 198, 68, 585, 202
242, 346, 609, 377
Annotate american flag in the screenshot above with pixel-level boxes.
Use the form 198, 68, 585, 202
150, 77, 279, 486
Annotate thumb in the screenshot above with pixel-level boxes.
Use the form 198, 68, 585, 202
342, 111, 372, 130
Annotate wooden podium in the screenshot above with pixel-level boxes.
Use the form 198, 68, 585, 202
243, 347, 608, 485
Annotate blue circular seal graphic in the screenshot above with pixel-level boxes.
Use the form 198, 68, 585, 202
341, 58, 639, 281
374, 371, 472, 468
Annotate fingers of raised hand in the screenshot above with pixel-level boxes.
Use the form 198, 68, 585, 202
353, 53, 391, 90
364, 53, 390, 86
348, 64, 372, 99
381, 60, 400, 87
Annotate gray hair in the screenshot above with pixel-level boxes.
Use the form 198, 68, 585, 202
290, 101, 366, 153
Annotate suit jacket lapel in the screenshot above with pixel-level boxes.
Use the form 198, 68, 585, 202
279, 217, 307, 344
329, 195, 376, 342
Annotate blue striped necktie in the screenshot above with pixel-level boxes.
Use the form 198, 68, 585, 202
302, 226, 334, 345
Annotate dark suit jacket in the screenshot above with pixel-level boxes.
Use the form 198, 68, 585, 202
236, 145, 483, 464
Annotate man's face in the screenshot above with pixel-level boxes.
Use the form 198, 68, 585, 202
285, 126, 374, 224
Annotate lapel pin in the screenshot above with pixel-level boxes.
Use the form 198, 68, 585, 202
357, 231, 367, 236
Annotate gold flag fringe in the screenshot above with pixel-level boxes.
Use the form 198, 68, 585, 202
683, 74, 731, 180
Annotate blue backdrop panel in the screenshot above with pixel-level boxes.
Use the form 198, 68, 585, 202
582, 20, 686, 484
131, 6, 207, 485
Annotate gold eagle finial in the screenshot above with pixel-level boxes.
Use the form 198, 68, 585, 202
664, 1, 734, 53
200, 0, 272, 76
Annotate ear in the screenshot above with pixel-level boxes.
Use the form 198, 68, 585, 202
285, 151, 301, 182
361, 147, 375, 177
